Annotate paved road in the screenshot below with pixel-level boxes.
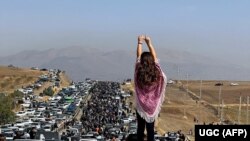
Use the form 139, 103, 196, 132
75, 94, 91, 121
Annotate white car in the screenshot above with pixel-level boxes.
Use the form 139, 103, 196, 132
34, 111, 42, 117
75, 96, 83, 101
1, 124, 12, 128
49, 101, 58, 106
49, 96, 61, 101
35, 83, 42, 88
22, 119, 33, 125
21, 103, 31, 108
129, 115, 136, 121
67, 128, 80, 135
37, 106, 46, 111
16, 125, 25, 131
54, 109, 63, 115
30, 122, 41, 129
80, 139, 97, 141
3, 131, 14, 140
24, 88, 33, 94
18, 88, 25, 94
122, 93, 131, 98
168, 80, 175, 84
62, 103, 70, 109
230, 83, 239, 86
122, 118, 133, 124
15, 121, 26, 127
47, 118, 56, 124
16, 111, 27, 117
33, 117, 46, 122
43, 125, 52, 131
75, 100, 81, 107
26, 109, 35, 115
31, 67, 39, 70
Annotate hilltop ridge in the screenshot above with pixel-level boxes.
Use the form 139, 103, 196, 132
0, 65, 71, 94
1, 47, 250, 81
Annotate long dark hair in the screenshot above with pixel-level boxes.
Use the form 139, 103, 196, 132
136, 52, 160, 88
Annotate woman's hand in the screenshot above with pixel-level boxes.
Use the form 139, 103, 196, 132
138, 35, 145, 44
145, 36, 151, 44
137, 35, 144, 58
145, 36, 157, 61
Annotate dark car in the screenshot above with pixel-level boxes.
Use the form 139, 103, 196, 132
40, 68, 48, 71
215, 83, 223, 86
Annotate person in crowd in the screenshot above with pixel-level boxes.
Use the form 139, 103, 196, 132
111, 136, 116, 141
13, 131, 24, 140
29, 127, 37, 139
0, 134, 6, 141
54, 122, 58, 131
134, 35, 167, 141
61, 132, 68, 141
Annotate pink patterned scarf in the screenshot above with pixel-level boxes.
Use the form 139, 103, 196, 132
134, 58, 167, 123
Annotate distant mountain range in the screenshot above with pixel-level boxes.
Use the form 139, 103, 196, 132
0, 46, 250, 81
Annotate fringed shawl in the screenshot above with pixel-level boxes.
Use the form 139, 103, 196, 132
134, 58, 167, 123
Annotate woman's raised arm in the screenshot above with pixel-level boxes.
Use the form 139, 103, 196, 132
137, 35, 144, 58
145, 36, 157, 62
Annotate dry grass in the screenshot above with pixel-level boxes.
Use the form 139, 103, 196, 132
0, 66, 45, 94
183, 81, 250, 123
59, 72, 71, 88
184, 80, 250, 104
0, 66, 71, 113
121, 83, 214, 137
121, 80, 250, 141
157, 85, 219, 135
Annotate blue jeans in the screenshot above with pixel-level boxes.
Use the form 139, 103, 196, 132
136, 112, 155, 141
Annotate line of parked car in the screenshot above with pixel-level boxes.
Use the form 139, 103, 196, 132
18, 69, 62, 96
0, 78, 94, 140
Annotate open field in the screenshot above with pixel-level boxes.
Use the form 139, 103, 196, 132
183, 80, 250, 104
122, 83, 215, 140
0, 66, 45, 94
122, 80, 250, 140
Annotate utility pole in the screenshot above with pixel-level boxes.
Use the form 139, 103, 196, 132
186, 74, 189, 98
177, 66, 180, 83
218, 85, 222, 117
220, 100, 224, 123
238, 96, 242, 124
199, 80, 202, 99
247, 96, 249, 124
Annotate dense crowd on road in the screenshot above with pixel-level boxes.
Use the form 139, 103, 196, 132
80, 81, 134, 140
0, 77, 189, 141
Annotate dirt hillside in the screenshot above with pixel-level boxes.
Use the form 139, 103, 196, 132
0, 66, 45, 94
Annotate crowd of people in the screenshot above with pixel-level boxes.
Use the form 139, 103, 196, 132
80, 81, 133, 140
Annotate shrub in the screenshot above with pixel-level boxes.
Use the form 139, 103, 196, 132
0, 95, 16, 124
43, 86, 54, 97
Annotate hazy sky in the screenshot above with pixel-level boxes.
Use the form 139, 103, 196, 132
1, 0, 250, 67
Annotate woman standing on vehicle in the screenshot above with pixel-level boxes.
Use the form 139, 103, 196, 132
134, 35, 167, 141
